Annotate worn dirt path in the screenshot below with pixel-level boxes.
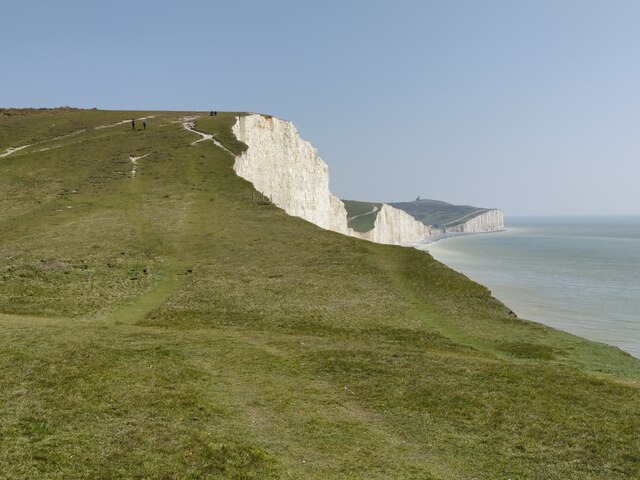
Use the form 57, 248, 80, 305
348, 205, 378, 221
0, 129, 86, 158
181, 117, 235, 156
95, 115, 156, 130
129, 154, 150, 177
1, 115, 159, 159
442, 209, 486, 227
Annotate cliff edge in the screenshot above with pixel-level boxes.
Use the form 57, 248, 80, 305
233, 114, 350, 235
232, 114, 502, 246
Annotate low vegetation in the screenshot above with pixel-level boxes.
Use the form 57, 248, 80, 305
0, 109, 638, 479
343, 199, 382, 232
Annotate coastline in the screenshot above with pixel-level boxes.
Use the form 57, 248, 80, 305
423, 218, 640, 359
417, 227, 508, 247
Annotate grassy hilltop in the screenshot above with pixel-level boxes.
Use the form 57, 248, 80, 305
0, 108, 639, 479
343, 199, 382, 232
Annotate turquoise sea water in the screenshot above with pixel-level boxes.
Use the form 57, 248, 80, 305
423, 216, 640, 358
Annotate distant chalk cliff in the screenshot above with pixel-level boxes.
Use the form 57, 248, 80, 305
355, 204, 433, 245
442, 209, 504, 235
232, 114, 503, 247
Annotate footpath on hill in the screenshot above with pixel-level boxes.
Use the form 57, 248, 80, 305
0, 109, 638, 479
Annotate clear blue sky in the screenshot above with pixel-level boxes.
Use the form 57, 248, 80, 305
3, 0, 640, 216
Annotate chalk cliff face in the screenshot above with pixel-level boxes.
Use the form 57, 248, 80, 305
444, 209, 504, 234
231, 114, 499, 247
354, 205, 432, 245
232, 114, 434, 245
232, 114, 350, 235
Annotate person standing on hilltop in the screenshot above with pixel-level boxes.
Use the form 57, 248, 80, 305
131, 119, 136, 130
143, 120, 147, 130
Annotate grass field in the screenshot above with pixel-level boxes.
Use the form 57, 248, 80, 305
1, 108, 639, 479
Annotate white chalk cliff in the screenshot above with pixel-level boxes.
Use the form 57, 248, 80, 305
231, 114, 501, 246
356, 204, 433, 245
233, 115, 350, 235
443, 209, 504, 234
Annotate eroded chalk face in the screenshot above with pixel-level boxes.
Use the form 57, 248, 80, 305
231, 114, 503, 247
232, 114, 351, 235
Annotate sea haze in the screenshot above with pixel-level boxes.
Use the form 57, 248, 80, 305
423, 216, 640, 359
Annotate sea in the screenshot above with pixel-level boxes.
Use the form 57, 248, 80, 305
422, 216, 640, 359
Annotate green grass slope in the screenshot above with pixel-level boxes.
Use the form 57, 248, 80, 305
343, 199, 382, 232
390, 199, 493, 227
0, 109, 639, 479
